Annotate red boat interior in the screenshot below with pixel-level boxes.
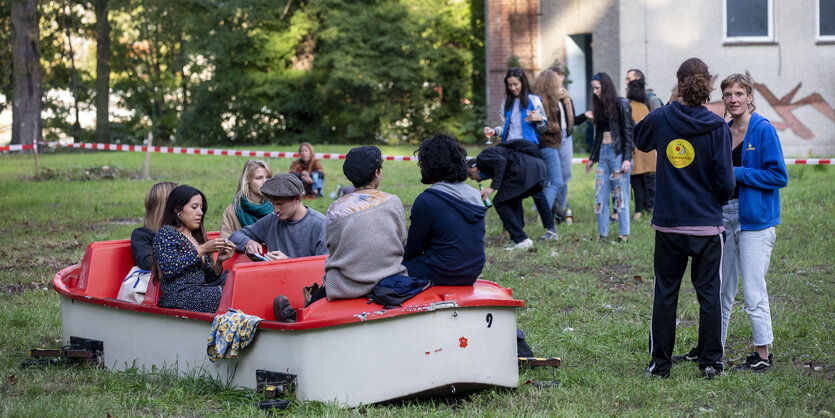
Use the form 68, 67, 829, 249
53, 234, 524, 330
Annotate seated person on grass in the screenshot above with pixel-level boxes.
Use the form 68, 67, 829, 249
403, 134, 487, 286
229, 174, 328, 260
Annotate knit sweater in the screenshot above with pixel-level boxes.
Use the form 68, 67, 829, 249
323, 195, 408, 300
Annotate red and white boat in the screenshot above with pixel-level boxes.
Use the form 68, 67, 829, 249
52, 234, 525, 407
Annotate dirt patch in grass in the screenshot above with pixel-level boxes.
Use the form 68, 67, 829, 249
108, 217, 141, 226
795, 361, 835, 380
1, 281, 50, 296
595, 266, 646, 291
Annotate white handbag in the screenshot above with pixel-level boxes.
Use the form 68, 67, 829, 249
116, 266, 152, 303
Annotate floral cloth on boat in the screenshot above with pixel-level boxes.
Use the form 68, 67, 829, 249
207, 309, 263, 362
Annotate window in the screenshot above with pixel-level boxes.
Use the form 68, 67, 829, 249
724, 0, 773, 42
819, 0, 835, 41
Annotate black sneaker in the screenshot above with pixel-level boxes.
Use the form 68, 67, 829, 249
672, 347, 699, 363
701, 366, 719, 380
644, 362, 670, 379
732, 352, 773, 373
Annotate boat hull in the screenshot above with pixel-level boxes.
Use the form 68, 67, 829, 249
60, 295, 518, 406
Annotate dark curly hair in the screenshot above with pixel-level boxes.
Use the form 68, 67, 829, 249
415, 133, 468, 185
626, 78, 647, 103
676, 58, 713, 106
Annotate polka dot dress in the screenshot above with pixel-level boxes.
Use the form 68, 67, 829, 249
153, 225, 223, 313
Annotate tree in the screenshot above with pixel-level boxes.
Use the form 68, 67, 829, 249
95, 0, 110, 142
11, 0, 43, 146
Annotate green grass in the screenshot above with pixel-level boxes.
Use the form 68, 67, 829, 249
1, 148, 833, 416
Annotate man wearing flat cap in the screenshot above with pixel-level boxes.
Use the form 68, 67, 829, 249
229, 173, 328, 260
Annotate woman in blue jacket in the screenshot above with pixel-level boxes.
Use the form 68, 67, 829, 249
403, 134, 488, 285
484, 67, 548, 144
718, 73, 788, 372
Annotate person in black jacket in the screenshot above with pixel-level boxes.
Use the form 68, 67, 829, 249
584, 72, 634, 242
635, 57, 735, 379
131, 181, 178, 270
403, 134, 487, 286
468, 139, 553, 250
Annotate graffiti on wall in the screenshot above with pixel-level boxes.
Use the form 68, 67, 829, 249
706, 75, 835, 139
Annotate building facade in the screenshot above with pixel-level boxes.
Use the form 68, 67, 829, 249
486, 0, 835, 157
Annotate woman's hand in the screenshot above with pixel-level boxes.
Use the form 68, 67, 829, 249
483, 127, 496, 137
480, 186, 494, 200
527, 111, 543, 123
585, 160, 595, 174
216, 240, 235, 262
621, 160, 632, 174
197, 238, 229, 257
584, 110, 594, 120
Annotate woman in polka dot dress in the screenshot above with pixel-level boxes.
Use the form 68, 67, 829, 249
152, 185, 236, 313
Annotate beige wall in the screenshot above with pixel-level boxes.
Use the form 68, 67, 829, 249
539, 0, 620, 89
619, 0, 835, 157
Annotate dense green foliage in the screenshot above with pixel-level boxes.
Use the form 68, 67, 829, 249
0, 0, 486, 145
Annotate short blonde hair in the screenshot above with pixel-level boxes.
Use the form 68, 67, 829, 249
720, 73, 757, 114
144, 182, 178, 232
235, 160, 273, 206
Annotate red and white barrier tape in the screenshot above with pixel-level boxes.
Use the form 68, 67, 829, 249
1, 142, 832, 165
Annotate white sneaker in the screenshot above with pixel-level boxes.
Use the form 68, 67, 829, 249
505, 238, 533, 251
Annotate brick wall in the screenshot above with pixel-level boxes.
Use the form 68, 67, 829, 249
485, 0, 540, 124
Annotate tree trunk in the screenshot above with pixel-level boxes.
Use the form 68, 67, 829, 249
65, 0, 81, 142
95, 0, 110, 143
11, 0, 43, 147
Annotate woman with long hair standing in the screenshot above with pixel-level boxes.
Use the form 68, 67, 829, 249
585, 72, 634, 242
532, 66, 578, 218
153, 185, 236, 313
484, 68, 548, 144
717, 73, 787, 372
220, 160, 274, 239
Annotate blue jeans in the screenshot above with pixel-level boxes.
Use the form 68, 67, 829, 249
719, 199, 775, 348
594, 144, 630, 237
541, 147, 564, 210
557, 133, 573, 211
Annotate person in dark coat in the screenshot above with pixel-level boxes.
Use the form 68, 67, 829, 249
468, 139, 554, 250
403, 134, 487, 286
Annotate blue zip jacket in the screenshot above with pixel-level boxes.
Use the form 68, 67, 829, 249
732, 112, 788, 230
402, 188, 487, 286
635, 101, 735, 227
495, 95, 548, 144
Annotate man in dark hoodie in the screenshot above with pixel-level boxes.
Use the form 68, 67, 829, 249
403, 134, 488, 285
468, 139, 556, 250
635, 58, 735, 379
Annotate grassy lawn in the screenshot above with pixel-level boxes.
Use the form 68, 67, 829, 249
0, 146, 833, 416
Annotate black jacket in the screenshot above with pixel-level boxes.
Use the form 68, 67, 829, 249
476, 139, 546, 204
589, 97, 635, 162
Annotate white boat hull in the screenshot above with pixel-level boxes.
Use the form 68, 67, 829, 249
60, 296, 519, 407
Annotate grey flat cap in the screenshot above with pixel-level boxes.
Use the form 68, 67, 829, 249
260, 173, 304, 198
